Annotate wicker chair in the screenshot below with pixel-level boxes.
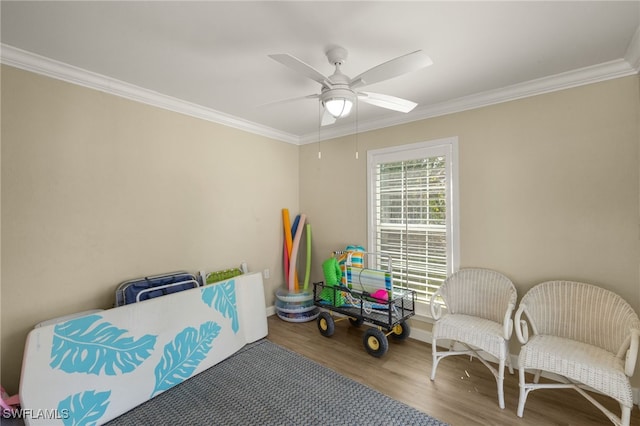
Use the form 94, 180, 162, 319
515, 281, 640, 426
430, 268, 517, 409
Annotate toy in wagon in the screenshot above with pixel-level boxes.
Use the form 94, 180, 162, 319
313, 248, 416, 357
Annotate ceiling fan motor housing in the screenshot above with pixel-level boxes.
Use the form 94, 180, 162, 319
326, 46, 348, 65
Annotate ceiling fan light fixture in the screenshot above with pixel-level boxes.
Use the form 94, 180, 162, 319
324, 97, 353, 118
321, 88, 355, 119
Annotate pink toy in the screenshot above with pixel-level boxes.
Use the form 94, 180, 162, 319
1, 386, 19, 413
371, 289, 389, 302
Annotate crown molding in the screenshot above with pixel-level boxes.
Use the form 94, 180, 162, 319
0, 44, 300, 145
2, 43, 637, 147
299, 57, 639, 144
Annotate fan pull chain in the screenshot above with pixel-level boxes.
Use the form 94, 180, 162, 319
318, 101, 322, 159
355, 98, 359, 159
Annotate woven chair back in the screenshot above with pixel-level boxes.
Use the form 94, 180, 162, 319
520, 280, 640, 355
439, 268, 517, 324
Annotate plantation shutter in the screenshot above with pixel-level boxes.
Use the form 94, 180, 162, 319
367, 139, 458, 306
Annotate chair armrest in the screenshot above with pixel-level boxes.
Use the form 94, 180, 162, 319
514, 303, 529, 344
625, 329, 639, 377
503, 303, 515, 339
430, 288, 443, 320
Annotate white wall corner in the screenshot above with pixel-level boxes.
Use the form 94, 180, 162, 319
625, 25, 640, 72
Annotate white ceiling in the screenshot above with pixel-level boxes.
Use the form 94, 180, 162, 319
1, 1, 639, 144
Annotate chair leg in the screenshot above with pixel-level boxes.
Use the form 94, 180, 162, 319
517, 367, 528, 417
497, 358, 505, 409
620, 404, 630, 426
431, 337, 512, 410
430, 338, 439, 381
533, 369, 541, 383
505, 341, 514, 375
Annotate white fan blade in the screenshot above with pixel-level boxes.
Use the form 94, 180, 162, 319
269, 54, 332, 88
350, 51, 432, 89
321, 109, 337, 126
358, 92, 418, 113
257, 93, 319, 108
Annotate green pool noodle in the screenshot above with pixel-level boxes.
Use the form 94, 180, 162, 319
303, 224, 312, 290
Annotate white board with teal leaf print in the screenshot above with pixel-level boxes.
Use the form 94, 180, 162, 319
19, 272, 268, 426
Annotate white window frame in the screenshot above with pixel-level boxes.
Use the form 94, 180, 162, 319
366, 137, 460, 318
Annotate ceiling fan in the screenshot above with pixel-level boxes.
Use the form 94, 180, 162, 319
268, 46, 433, 126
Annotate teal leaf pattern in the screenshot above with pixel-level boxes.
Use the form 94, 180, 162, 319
50, 314, 157, 375
201, 280, 239, 333
151, 321, 220, 397
58, 389, 111, 426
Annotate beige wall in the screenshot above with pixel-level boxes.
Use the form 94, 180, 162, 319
300, 75, 640, 385
0, 65, 298, 393
2, 64, 639, 393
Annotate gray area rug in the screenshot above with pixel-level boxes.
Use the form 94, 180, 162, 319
105, 339, 447, 426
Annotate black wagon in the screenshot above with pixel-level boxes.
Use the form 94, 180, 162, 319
312, 252, 416, 357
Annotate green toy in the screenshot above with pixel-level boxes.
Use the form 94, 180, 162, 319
322, 257, 341, 285
321, 257, 346, 306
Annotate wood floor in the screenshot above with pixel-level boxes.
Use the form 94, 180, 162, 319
266, 315, 640, 426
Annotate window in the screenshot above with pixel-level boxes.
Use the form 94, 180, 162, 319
367, 137, 459, 316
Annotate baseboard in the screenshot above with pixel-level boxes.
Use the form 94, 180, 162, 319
407, 326, 431, 344
266, 305, 276, 317
267, 307, 640, 407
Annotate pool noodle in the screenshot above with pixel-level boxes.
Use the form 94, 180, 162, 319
288, 214, 306, 292
303, 223, 312, 290
282, 209, 293, 288
283, 241, 290, 288
290, 215, 301, 290
291, 215, 300, 237
282, 209, 293, 257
